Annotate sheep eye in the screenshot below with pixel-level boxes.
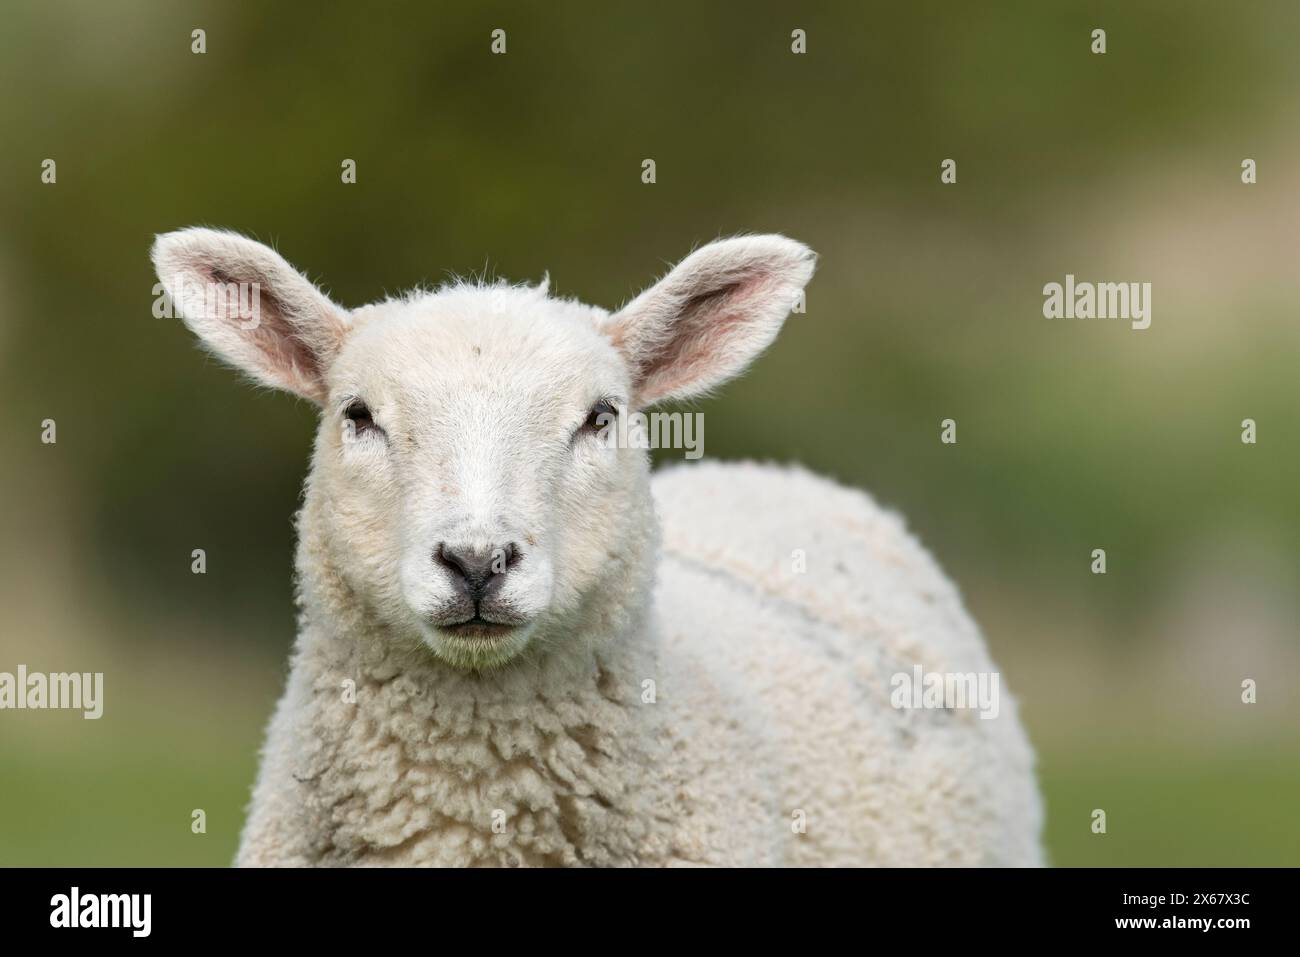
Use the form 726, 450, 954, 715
583, 399, 617, 434
344, 399, 377, 435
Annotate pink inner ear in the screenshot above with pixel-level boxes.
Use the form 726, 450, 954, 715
636, 274, 780, 403
154, 228, 351, 403
210, 267, 323, 386
192, 262, 338, 402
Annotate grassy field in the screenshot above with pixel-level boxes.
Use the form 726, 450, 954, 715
1040, 744, 1300, 867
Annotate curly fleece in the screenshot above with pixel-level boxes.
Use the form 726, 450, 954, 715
237, 461, 1043, 866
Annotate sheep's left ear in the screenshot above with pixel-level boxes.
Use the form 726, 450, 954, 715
600, 235, 816, 406
151, 227, 348, 403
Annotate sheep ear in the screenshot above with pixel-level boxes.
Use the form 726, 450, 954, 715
151, 228, 347, 403
601, 235, 816, 405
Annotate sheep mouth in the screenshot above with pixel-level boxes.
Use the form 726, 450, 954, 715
439, 616, 518, 640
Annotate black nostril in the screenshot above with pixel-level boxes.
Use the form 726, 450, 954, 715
434, 543, 521, 602
495, 543, 519, 571
434, 543, 471, 579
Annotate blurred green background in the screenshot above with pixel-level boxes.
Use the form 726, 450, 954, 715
1, 0, 1297, 866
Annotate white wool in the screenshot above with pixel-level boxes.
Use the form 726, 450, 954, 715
151, 228, 1043, 866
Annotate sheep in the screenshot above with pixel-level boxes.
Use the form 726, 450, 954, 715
152, 227, 1044, 867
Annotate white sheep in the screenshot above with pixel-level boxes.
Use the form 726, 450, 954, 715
152, 228, 1044, 866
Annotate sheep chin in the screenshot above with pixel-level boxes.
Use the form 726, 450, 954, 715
418, 619, 537, 673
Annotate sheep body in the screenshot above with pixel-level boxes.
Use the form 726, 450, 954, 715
653, 461, 1044, 866
237, 459, 1042, 866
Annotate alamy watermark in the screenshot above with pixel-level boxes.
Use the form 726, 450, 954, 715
152, 276, 261, 328
890, 665, 1000, 720
1043, 274, 1151, 330
0, 665, 103, 719
594, 403, 704, 460
50, 887, 150, 937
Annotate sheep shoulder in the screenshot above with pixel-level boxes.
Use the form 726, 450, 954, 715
649, 460, 1043, 865
651, 460, 984, 668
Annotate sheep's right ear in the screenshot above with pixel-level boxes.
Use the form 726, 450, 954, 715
151, 228, 348, 403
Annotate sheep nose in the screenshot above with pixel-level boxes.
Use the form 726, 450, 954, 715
435, 543, 518, 602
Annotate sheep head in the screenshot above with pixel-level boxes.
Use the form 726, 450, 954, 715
152, 228, 815, 670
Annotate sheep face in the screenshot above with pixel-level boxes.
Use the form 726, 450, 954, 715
152, 229, 815, 670
318, 285, 642, 669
